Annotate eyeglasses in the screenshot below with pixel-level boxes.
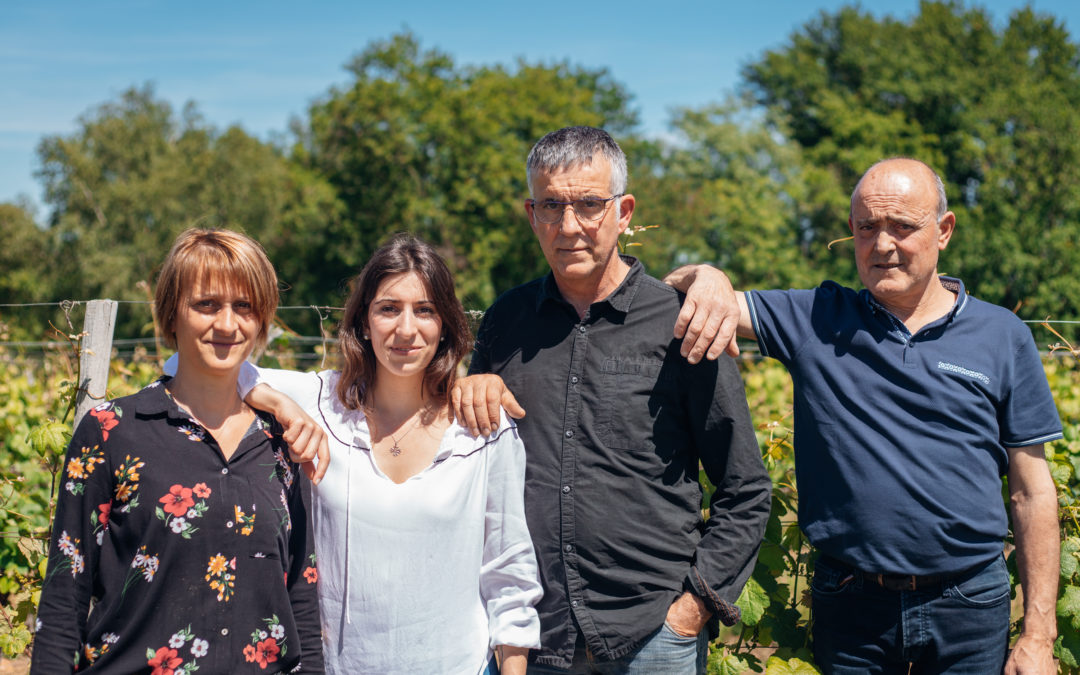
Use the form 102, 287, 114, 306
527, 194, 623, 224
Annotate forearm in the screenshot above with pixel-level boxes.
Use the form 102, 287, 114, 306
1012, 483, 1060, 640
246, 382, 295, 416
497, 646, 529, 675
1009, 444, 1059, 641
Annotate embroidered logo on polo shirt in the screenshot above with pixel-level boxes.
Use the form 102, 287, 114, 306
937, 361, 990, 385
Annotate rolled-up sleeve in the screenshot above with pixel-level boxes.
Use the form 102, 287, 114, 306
479, 417, 543, 649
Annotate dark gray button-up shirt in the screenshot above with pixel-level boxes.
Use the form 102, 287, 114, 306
470, 257, 770, 667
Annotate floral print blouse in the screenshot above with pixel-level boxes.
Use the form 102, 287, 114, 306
31, 377, 323, 674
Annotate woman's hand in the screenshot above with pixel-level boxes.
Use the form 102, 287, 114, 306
497, 645, 529, 675
247, 383, 329, 484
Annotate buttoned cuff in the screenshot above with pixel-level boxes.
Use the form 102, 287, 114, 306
686, 566, 741, 626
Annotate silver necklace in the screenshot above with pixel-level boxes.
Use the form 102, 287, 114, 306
385, 412, 424, 457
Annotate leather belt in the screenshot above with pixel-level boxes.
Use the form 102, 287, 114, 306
868, 571, 949, 592
821, 556, 955, 592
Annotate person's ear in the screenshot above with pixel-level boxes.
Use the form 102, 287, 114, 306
616, 193, 635, 235
937, 211, 956, 251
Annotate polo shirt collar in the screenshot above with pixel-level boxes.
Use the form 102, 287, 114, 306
535, 255, 645, 316
862, 275, 969, 326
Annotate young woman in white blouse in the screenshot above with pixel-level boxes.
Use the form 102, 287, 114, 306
234, 234, 540, 674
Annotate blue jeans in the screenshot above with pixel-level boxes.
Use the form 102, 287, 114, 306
527, 623, 707, 674
811, 554, 1011, 674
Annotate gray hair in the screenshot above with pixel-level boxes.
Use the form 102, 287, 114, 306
526, 126, 628, 198
851, 157, 948, 221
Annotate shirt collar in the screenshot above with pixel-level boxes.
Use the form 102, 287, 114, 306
130, 375, 277, 432
862, 275, 969, 326
129, 376, 183, 417
535, 255, 645, 316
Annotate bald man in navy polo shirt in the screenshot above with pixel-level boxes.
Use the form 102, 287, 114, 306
667, 158, 1061, 674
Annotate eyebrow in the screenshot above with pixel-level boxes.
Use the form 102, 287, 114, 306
373, 297, 435, 304
854, 215, 921, 226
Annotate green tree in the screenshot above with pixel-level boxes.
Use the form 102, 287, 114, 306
0, 201, 57, 340
741, 1, 1080, 337
628, 100, 847, 290
34, 84, 339, 337
295, 32, 639, 311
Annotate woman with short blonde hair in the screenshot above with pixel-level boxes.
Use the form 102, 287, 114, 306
32, 228, 323, 674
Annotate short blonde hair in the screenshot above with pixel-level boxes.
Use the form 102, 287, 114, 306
154, 228, 279, 350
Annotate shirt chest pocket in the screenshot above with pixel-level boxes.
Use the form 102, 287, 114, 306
598, 357, 674, 451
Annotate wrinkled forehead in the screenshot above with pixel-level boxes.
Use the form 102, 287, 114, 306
529, 160, 613, 194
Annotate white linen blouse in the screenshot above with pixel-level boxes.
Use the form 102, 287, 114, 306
230, 364, 542, 674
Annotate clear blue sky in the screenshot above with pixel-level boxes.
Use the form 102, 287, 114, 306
3, 0, 1078, 214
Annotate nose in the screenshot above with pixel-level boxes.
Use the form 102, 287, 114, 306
872, 230, 896, 256
557, 204, 583, 235
397, 308, 418, 336
213, 305, 239, 333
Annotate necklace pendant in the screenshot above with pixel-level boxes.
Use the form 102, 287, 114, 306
389, 443, 402, 457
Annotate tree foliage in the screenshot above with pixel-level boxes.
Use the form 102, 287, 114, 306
741, 1, 1080, 327
33, 84, 339, 337
0, 202, 55, 340
294, 32, 638, 310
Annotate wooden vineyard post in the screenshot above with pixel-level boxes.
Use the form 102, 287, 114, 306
73, 299, 118, 429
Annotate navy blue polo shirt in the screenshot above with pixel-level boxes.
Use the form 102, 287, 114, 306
746, 277, 1062, 575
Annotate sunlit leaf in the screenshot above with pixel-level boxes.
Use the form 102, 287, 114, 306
737, 576, 770, 626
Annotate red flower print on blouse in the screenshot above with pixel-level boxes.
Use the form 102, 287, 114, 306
147, 646, 182, 675
192, 482, 211, 499
159, 485, 195, 518
97, 501, 112, 526
303, 566, 318, 584
243, 644, 257, 662
253, 637, 280, 669
89, 407, 120, 441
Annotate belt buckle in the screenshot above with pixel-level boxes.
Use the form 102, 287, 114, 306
876, 573, 917, 591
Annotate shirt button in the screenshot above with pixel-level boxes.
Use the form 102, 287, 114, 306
578, 325, 586, 333
221, 468, 229, 475
564, 544, 573, 553
571, 600, 579, 607
565, 430, 574, 438
220, 628, 229, 636
570, 376, 579, 384
562, 485, 571, 494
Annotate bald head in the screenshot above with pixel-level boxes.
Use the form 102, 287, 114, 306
851, 158, 947, 222
846, 157, 957, 315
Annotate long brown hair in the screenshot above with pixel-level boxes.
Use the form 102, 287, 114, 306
336, 234, 472, 410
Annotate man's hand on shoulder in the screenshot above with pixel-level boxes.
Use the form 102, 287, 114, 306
663, 264, 740, 363
1005, 633, 1056, 675
450, 374, 525, 437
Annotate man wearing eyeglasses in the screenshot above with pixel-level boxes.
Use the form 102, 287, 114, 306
455, 126, 771, 673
